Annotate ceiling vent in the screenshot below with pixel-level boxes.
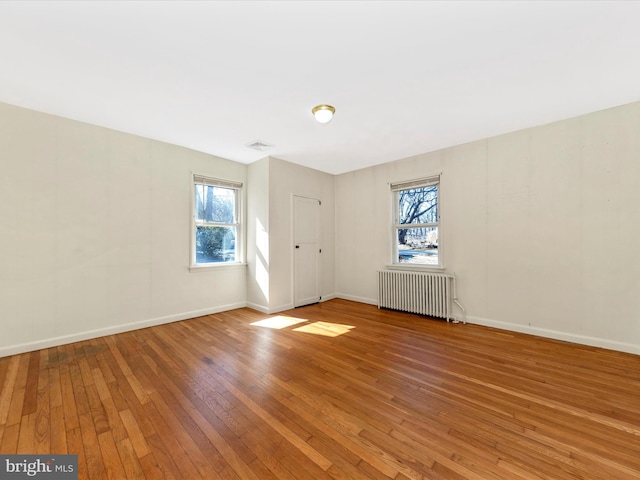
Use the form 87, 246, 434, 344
246, 140, 274, 152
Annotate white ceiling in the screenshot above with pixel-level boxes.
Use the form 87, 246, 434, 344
1, 1, 640, 175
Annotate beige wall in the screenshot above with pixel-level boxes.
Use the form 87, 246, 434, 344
246, 157, 270, 310
246, 157, 336, 313
3, 99, 640, 356
0, 102, 247, 356
336, 101, 640, 355
0, 103, 336, 355
269, 157, 335, 312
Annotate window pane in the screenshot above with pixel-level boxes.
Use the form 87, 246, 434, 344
396, 227, 438, 265
195, 226, 236, 263
398, 185, 438, 225
195, 186, 235, 223
195, 184, 205, 221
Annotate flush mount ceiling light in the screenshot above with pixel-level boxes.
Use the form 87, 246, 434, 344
312, 104, 335, 124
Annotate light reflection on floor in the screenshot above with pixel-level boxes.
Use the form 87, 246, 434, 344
250, 315, 307, 329
293, 321, 355, 337
251, 316, 355, 337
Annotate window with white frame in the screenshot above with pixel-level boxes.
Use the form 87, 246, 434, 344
391, 176, 440, 267
193, 175, 242, 265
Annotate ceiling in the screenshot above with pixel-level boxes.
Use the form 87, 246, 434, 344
1, 1, 640, 175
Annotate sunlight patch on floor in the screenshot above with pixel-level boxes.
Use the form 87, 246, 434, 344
250, 316, 308, 329
293, 321, 355, 337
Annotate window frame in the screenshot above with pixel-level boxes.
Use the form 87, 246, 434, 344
190, 174, 243, 270
390, 175, 443, 270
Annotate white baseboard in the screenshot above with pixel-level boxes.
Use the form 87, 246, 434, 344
335, 293, 377, 306
332, 296, 639, 355
320, 293, 336, 302
245, 302, 294, 315
466, 315, 640, 356
5, 299, 636, 358
246, 294, 337, 315
270, 303, 295, 314
0, 302, 247, 358
246, 302, 270, 314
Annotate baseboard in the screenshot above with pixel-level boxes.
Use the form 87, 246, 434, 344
7, 300, 635, 358
246, 293, 339, 315
270, 303, 295, 314
330, 296, 639, 355
335, 293, 377, 306
246, 302, 270, 314
466, 315, 640, 356
245, 302, 294, 315
0, 302, 247, 358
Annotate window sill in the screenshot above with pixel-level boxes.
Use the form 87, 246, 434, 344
189, 262, 247, 273
385, 264, 446, 273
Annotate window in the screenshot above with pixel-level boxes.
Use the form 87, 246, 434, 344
193, 175, 242, 265
391, 176, 440, 267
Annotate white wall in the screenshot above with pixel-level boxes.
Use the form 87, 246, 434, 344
0, 102, 247, 356
267, 157, 336, 313
0, 104, 336, 355
336, 101, 640, 355
4, 99, 639, 356
246, 157, 270, 310
245, 157, 336, 313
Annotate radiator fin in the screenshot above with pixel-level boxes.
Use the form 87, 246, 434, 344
378, 271, 454, 321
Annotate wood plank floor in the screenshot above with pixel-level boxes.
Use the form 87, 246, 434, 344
1, 299, 639, 479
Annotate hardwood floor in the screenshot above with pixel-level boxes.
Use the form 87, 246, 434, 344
1, 299, 639, 479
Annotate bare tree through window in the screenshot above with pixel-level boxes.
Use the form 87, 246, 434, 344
393, 180, 439, 266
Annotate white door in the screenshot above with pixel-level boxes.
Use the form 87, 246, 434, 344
293, 196, 321, 307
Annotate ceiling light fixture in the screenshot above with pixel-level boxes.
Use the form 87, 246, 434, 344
312, 104, 335, 124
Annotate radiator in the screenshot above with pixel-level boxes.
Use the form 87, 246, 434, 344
378, 270, 457, 321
